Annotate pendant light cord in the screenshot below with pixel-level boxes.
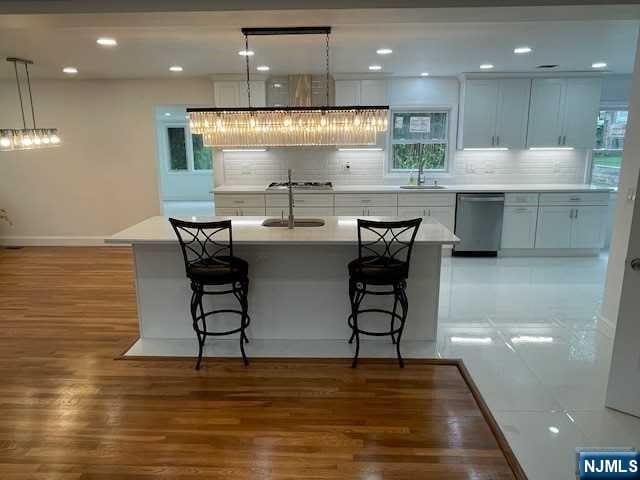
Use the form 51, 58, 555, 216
24, 63, 37, 129
325, 32, 330, 106
12, 60, 27, 130
244, 34, 251, 109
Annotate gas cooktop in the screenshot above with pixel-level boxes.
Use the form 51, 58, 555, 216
266, 182, 333, 191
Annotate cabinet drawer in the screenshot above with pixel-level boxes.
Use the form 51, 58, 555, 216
335, 206, 397, 216
501, 206, 538, 249
266, 206, 334, 217
539, 192, 608, 206
215, 207, 265, 216
398, 193, 456, 207
334, 193, 397, 207
505, 193, 539, 206
215, 194, 266, 207
266, 193, 333, 207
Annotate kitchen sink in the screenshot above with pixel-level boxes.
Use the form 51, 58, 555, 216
262, 218, 326, 227
400, 185, 446, 190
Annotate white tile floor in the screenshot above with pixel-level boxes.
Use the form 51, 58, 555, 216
127, 252, 640, 480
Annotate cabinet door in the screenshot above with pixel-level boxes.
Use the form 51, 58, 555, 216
461, 79, 499, 148
527, 78, 566, 148
562, 78, 601, 149
215, 207, 239, 216
214, 82, 241, 107
502, 206, 538, 249
367, 206, 398, 216
428, 207, 455, 232
335, 80, 361, 106
571, 206, 606, 249
398, 207, 428, 217
360, 80, 387, 105
535, 206, 573, 248
495, 79, 531, 149
239, 81, 266, 107
335, 206, 368, 216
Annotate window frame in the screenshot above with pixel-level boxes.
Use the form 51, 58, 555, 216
386, 107, 451, 175
162, 122, 213, 175
588, 103, 628, 188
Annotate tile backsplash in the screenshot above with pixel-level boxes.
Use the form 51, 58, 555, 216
220, 148, 588, 186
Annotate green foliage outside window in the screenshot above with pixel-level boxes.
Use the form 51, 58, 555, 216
192, 134, 213, 170
392, 143, 446, 170
168, 127, 187, 170
391, 111, 448, 171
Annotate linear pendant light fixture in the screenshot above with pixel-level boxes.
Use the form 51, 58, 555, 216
1, 57, 61, 152
188, 27, 388, 148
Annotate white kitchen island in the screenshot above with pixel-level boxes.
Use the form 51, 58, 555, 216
108, 216, 458, 358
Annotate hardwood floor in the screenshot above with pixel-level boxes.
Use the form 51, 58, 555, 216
0, 247, 522, 479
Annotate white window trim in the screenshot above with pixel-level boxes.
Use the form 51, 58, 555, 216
162, 122, 213, 175
385, 107, 452, 177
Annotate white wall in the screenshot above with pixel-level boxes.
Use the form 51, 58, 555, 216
0, 78, 213, 243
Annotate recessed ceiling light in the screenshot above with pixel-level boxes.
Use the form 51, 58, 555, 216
169, 65, 183, 72
62, 67, 78, 75
480, 63, 494, 70
376, 48, 393, 55
273, 83, 282, 88
548, 426, 560, 435
96, 37, 117, 47
164, 112, 171, 117
514, 46, 533, 54
420, 72, 430, 77
256, 65, 270, 72
238, 49, 255, 57
369, 65, 382, 71
592, 62, 608, 69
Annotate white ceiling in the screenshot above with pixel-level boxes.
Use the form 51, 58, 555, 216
0, 10, 637, 79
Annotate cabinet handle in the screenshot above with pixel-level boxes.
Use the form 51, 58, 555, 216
362, 208, 365, 216
491, 135, 495, 146
361, 199, 371, 203
423, 209, 427, 217
558, 135, 562, 145
516, 207, 528, 212
569, 209, 574, 219
569, 197, 581, 202
575, 208, 579, 219
233, 200, 245, 204
496, 135, 500, 146
562, 135, 567, 145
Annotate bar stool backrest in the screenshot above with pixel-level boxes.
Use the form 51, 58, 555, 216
169, 218, 234, 277
357, 218, 422, 270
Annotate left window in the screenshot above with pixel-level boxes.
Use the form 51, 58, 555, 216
166, 126, 213, 172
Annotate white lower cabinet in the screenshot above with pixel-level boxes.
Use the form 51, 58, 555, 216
334, 206, 397, 216
266, 206, 334, 217
501, 206, 538, 249
397, 206, 455, 231
535, 205, 606, 249
215, 207, 266, 216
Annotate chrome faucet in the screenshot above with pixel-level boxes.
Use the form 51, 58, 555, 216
287, 169, 295, 229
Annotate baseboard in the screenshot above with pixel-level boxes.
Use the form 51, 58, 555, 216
595, 310, 616, 339
499, 248, 601, 257
0, 236, 108, 246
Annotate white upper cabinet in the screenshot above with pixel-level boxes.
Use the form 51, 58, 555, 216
527, 77, 601, 148
214, 81, 266, 108
335, 80, 361, 106
335, 79, 387, 106
495, 79, 531, 149
460, 79, 499, 148
563, 78, 603, 149
459, 78, 530, 149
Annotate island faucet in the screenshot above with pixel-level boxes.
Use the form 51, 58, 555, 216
287, 169, 295, 229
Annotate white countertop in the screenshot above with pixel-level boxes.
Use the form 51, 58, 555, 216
213, 184, 613, 194
107, 216, 459, 246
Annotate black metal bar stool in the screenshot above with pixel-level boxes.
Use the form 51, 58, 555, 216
347, 218, 422, 368
169, 218, 251, 369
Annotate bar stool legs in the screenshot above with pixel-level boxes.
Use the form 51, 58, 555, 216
348, 280, 409, 368
190, 280, 251, 370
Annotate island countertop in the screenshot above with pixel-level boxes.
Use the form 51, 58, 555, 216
107, 216, 459, 246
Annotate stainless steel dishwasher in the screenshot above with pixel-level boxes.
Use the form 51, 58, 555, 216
454, 193, 505, 256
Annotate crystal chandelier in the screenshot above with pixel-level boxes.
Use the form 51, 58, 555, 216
188, 27, 388, 148
1, 57, 61, 152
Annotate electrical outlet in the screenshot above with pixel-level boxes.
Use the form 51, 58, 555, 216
484, 161, 494, 174
241, 162, 252, 175
343, 161, 351, 172
466, 162, 474, 174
